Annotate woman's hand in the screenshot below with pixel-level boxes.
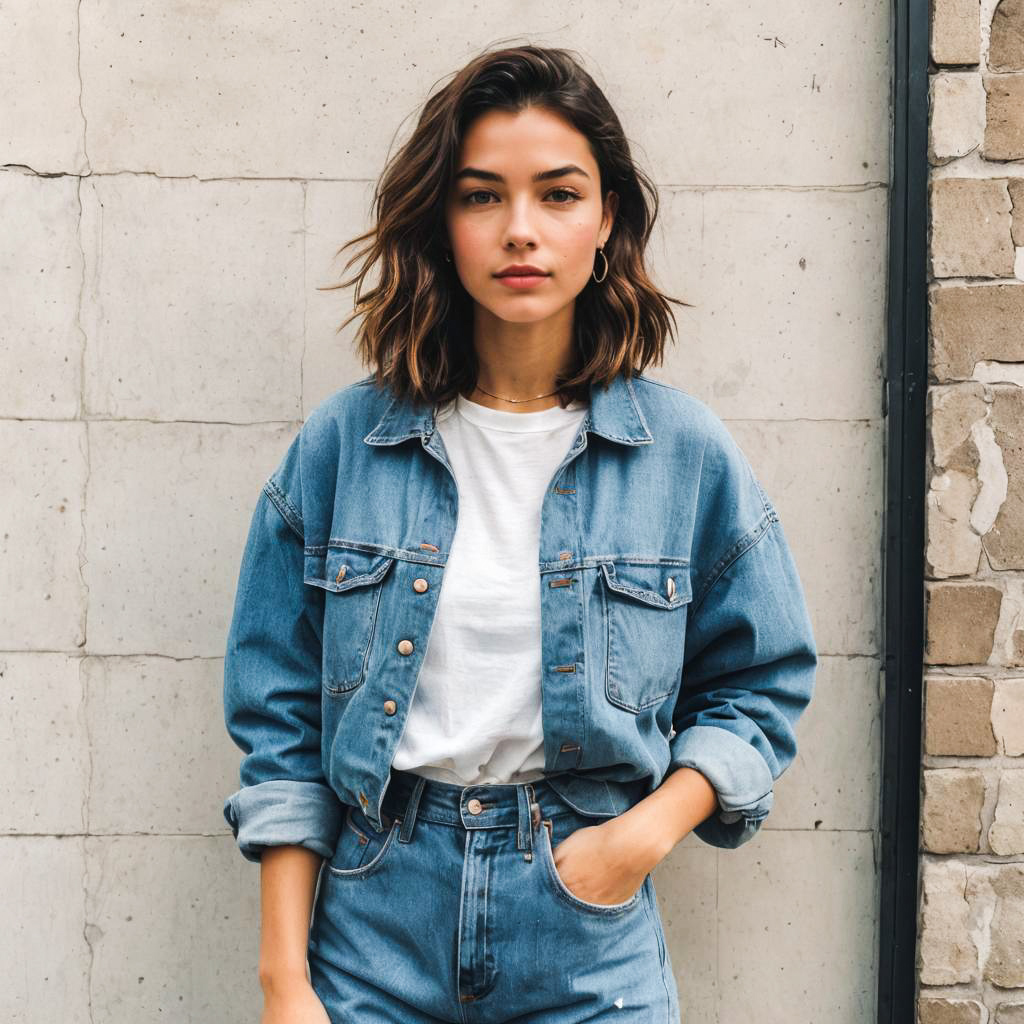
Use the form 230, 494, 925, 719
260, 974, 331, 1024
549, 814, 671, 906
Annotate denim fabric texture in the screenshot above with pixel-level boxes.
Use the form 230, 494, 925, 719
304, 767, 682, 1021
222, 370, 818, 864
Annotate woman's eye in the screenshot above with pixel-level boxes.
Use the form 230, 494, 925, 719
461, 188, 583, 206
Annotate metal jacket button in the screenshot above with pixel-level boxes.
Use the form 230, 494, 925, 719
467, 798, 483, 814
397, 639, 414, 655
413, 578, 429, 592
383, 699, 397, 715
666, 576, 676, 600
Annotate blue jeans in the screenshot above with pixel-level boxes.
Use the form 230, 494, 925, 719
307, 768, 681, 1022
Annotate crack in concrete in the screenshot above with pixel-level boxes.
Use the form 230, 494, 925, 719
301, 180, 308, 419
76, 3, 95, 1015
76, 0, 91, 176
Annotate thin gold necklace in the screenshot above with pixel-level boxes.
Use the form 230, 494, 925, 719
472, 382, 561, 404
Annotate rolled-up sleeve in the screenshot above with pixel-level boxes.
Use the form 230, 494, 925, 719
668, 500, 818, 850
221, 476, 344, 863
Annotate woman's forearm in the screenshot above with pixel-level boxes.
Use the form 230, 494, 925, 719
618, 765, 720, 864
257, 845, 323, 992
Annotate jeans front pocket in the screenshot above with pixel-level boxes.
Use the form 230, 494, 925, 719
326, 804, 401, 879
598, 558, 691, 713
537, 812, 644, 917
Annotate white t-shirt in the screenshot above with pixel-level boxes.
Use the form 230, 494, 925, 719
390, 390, 589, 787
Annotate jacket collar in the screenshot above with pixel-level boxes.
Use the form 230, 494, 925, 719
363, 370, 654, 447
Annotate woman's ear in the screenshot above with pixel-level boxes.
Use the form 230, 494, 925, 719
601, 191, 619, 246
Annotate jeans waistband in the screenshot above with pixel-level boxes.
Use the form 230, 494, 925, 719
380, 767, 579, 852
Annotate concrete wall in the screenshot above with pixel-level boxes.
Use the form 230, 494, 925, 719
0, 2, 890, 1020
918, 1, 1024, 1021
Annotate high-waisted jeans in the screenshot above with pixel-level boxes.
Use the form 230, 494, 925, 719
307, 767, 681, 1022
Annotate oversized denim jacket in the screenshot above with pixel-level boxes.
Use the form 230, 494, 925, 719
222, 370, 818, 862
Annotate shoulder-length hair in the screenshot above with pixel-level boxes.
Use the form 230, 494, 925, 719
320, 42, 692, 409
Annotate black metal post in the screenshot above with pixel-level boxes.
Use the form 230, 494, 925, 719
878, 0, 929, 1019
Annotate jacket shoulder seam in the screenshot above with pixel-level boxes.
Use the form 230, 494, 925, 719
690, 508, 778, 616
263, 477, 304, 540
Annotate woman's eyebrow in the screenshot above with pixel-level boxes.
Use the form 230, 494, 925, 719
453, 164, 591, 184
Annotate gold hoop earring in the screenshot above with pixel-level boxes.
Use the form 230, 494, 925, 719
592, 246, 608, 283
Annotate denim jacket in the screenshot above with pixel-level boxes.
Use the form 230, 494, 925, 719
222, 370, 817, 862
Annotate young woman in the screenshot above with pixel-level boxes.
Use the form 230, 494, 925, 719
222, 44, 818, 1024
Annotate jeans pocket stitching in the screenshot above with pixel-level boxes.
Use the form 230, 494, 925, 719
539, 819, 642, 916
327, 816, 401, 879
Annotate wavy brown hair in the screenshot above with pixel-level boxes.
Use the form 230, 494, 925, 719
320, 42, 692, 409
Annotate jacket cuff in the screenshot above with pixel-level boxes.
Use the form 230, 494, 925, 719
668, 725, 774, 847
223, 779, 345, 863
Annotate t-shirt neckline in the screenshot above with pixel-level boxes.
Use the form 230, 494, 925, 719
452, 393, 587, 433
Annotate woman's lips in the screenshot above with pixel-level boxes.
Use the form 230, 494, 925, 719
495, 273, 550, 290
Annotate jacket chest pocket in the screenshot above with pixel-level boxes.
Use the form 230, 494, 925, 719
304, 546, 396, 696
598, 559, 691, 713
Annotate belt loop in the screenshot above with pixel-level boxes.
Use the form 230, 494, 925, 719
398, 774, 426, 844
515, 783, 529, 854
518, 782, 540, 861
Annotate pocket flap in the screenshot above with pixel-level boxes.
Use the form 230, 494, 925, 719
599, 560, 691, 609
304, 547, 396, 592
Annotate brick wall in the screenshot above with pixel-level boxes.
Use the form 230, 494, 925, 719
920, 1, 1024, 1020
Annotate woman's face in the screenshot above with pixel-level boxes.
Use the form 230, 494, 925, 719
444, 105, 617, 326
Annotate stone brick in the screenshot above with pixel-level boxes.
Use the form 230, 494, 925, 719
930, 179, 1015, 278
922, 769, 986, 852
925, 582, 1003, 664
931, 283, 1024, 381
919, 860, 982, 984
932, 0, 983, 65
926, 384, 990, 577
930, 383, 988, 472
990, 0, 1024, 71
1009, 179, 1024, 245
985, 73, 1024, 159
987, 865, 1024, 987
996, 1003, 1024, 1024
990, 771, 1024, 854
924, 676, 997, 755
918, 998, 984, 1024
993, 678, 1024, 754
927, 467, 983, 576
986, 388, 1024, 570
930, 73, 986, 162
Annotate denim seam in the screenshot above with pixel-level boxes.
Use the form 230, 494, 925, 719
689, 510, 777, 617
642, 880, 674, 1020
263, 476, 304, 540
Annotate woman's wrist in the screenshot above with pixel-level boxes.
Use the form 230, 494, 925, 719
259, 962, 311, 995
613, 765, 720, 867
